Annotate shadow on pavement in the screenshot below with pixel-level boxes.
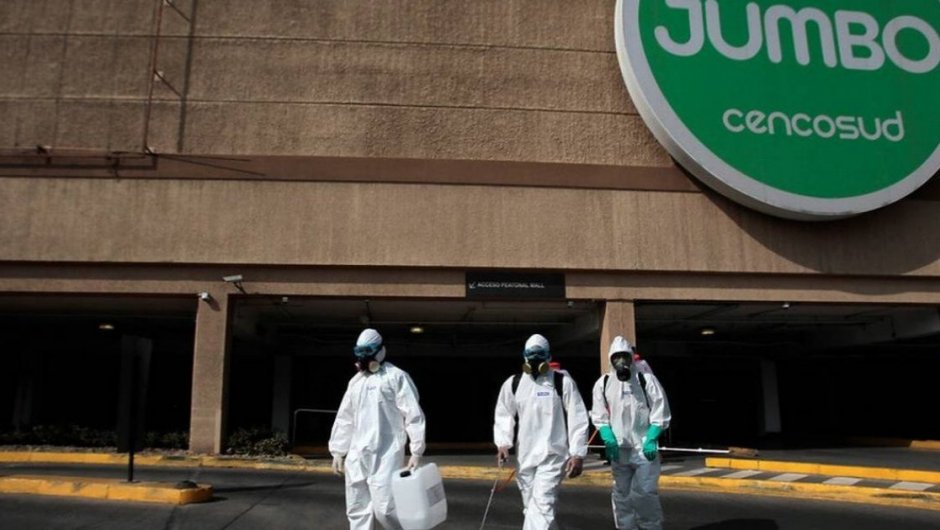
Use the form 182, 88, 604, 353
212, 481, 317, 494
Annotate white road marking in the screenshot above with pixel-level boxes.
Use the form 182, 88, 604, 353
823, 477, 861, 486
722, 470, 761, 479
673, 467, 719, 477
769, 473, 808, 482
890, 481, 934, 491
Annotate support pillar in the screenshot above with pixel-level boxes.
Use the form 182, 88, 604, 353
599, 300, 636, 375
760, 360, 782, 434
12, 356, 35, 430
189, 291, 231, 454
271, 355, 292, 435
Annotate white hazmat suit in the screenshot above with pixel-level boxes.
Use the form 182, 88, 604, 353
493, 334, 590, 530
329, 329, 427, 530
591, 336, 671, 530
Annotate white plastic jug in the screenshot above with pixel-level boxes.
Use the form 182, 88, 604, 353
391, 462, 447, 530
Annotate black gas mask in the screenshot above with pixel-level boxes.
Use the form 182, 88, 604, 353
610, 352, 632, 381
522, 344, 551, 380
353, 341, 383, 373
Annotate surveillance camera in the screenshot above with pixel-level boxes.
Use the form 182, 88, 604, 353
198, 292, 212, 302
222, 274, 243, 283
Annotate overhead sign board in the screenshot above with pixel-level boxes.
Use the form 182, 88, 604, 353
466, 272, 566, 299
615, 0, 940, 219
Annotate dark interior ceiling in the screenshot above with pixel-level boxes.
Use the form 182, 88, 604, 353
0, 294, 196, 334
234, 297, 601, 353
0, 295, 937, 357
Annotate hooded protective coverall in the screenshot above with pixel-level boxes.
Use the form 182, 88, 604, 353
329, 330, 426, 530
591, 336, 671, 530
493, 334, 590, 530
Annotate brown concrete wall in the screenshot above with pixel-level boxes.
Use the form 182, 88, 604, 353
0, 0, 663, 165
2, 264, 937, 305
0, 177, 938, 277
0, 0, 937, 279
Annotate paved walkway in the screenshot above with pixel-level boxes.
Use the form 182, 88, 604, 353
659, 458, 940, 494
2, 445, 940, 511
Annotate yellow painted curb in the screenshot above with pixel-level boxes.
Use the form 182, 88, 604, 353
0, 475, 212, 505
660, 475, 940, 512
197, 456, 328, 473
438, 465, 507, 482
707, 457, 940, 484
443, 466, 612, 482
0, 451, 325, 473
912, 441, 940, 451
0, 452, 166, 466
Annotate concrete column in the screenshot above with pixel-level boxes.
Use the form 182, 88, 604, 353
599, 300, 636, 375
189, 291, 231, 454
12, 375, 34, 429
271, 355, 292, 435
12, 352, 38, 430
760, 360, 782, 434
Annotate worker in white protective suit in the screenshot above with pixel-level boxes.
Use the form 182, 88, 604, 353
591, 336, 671, 530
493, 334, 590, 530
329, 329, 426, 530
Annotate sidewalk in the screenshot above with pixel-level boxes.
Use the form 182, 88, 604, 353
657, 455, 940, 511
2, 446, 940, 511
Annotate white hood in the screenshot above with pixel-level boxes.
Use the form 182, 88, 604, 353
607, 335, 634, 359
523, 333, 551, 358
356, 328, 386, 362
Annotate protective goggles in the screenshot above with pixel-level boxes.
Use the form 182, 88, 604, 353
523, 344, 550, 361
353, 342, 382, 359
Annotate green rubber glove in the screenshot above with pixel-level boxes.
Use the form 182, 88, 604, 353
642, 424, 663, 461
598, 425, 620, 463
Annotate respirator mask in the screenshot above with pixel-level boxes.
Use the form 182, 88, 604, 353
353, 342, 384, 373
522, 344, 551, 379
611, 352, 632, 381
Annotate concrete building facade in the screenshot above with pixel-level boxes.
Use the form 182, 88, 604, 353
1, 1, 938, 453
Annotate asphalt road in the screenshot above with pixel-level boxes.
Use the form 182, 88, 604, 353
1, 465, 940, 529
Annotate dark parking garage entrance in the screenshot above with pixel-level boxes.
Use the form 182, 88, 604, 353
0, 295, 195, 450
227, 297, 602, 452
227, 297, 940, 454
635, 301, 940, 448
3, 294, 938, 455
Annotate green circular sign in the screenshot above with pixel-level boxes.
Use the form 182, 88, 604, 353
616, 0, 940, 219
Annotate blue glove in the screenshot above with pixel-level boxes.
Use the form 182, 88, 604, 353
642, 424, 663, 461
598, 425, 620, 463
